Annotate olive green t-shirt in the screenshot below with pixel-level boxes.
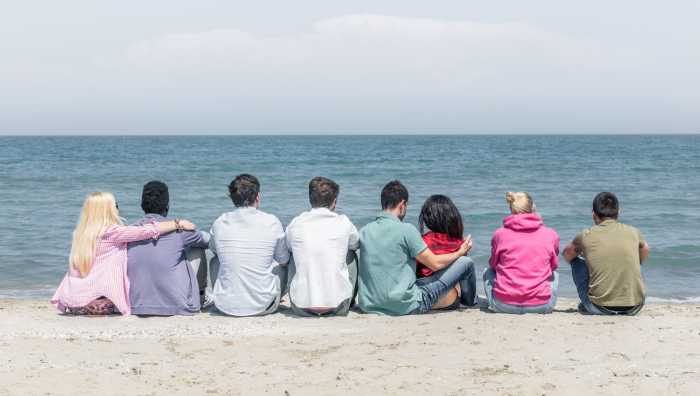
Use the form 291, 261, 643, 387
357, 212, 428, 315
574, 220, 646, 307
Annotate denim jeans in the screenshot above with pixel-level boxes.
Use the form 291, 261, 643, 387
570, 257, 644, 315
483, 268, 558, 314
415, 257, 477, 313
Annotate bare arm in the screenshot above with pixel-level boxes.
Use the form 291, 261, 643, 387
416, 235, 472, 271
562, 243, 578, 262
563, 234, 583, 263
156, 219, 196, 235
640, 241, 650, 263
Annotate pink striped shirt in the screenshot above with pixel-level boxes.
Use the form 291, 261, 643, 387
51, 222, 160, 315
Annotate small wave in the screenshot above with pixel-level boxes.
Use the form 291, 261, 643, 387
646, 296, 700, 304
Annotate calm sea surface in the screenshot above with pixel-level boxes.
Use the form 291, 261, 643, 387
1, 135, 698, 301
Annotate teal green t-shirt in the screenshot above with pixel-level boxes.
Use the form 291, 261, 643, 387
357, 212, 428, 315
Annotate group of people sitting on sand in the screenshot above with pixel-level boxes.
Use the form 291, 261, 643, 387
51, 175, 649, 317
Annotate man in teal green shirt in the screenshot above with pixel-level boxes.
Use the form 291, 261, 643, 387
358, 180, 477, 315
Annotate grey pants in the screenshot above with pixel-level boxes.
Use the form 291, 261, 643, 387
289, 251, 358, 317
185, 248, 210, 294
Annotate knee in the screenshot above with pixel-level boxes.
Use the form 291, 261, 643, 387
456, 256, 475, 271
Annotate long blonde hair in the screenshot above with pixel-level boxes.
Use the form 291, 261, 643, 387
69, 192, 123, 277
505, 191, 535, 214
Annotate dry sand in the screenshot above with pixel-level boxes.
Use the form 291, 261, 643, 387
1, 298, 699, 395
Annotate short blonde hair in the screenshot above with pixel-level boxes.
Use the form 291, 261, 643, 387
505, 192, 535, 214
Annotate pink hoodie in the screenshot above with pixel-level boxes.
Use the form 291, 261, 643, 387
489, 213, 560, 306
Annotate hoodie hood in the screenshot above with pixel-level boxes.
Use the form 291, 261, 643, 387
503, 213, 543, 232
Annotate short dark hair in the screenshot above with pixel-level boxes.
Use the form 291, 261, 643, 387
229, 174, 260, 207
419, 195, 464, 239
141, 180, 169, 216
381, 180, 409, 210
593, 192, 619, 219
309, 177, 339, 208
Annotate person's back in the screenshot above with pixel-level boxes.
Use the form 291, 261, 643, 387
286, 177, 359, 316
210, 174, 289, 316
358, 213, 424, 315
484, 192, 559, 314
563, 192, 649, 315
127, 181, 209, 316
579, 220, 645, 307
490, 213, 559, 306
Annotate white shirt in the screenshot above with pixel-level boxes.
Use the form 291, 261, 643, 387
285, 207, 359, 309
210, 207, 289, 316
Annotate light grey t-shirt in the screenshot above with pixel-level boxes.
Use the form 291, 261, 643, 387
210, 207, 290, 316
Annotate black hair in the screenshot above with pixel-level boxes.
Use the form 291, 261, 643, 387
419, 195, 464, 239
229, 174, 260, 207
592, 191, 619, 219
381, 180, 409, 210
309, 176, 339, 208
141, 180, 169, 216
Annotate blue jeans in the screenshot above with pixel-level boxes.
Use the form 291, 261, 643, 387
415, 257, 477, 313
570, 257, 644, 315
483, 268, 558, 314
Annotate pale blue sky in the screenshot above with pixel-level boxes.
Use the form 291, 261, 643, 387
2, 1, 698, 134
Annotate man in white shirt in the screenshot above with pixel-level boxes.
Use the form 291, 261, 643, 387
286, 176, 359, 316
209, 174, 290, 316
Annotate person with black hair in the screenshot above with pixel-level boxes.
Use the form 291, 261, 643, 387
416, 195, 476, 309
563, 192, 650, 315
357, 180, 477, 315
285, 177, 360, 317
127, 181, 211, 316
209, 174, 290, 316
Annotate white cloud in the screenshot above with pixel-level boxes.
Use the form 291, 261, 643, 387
2, 14, 698, 133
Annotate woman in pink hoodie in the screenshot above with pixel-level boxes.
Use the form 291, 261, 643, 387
485, 192, 560, 314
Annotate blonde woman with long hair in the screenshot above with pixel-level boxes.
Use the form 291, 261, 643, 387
51, 192, 196, 315
484, 192, 560, 314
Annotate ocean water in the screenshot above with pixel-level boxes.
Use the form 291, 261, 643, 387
1, 135, 698, 302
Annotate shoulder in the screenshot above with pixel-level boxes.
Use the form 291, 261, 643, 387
359, 220, 378, 235
618, 222, 643, 237
258, 210, 283, 227
491, 227, 508, 240
401, 222, 422, 237
541, 225, 559, 239
618, 222, 639, 232
211, 213, 229, 228
101, 224, 121, 237
129, 217, 148, 227
580, 226, 594, 237
338, 214, 356, 228
286, 211, 308, 231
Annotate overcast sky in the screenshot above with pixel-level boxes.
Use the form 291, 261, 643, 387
2, 1, 698, 135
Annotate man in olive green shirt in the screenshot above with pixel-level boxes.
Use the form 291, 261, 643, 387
358, 180, 476, 315
563, 192, 650, 315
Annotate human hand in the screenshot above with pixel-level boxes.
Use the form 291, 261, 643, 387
458, 234, 473, 256
178, 219, 196, 231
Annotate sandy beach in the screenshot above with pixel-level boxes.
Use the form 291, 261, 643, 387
1, 298, 699, 395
